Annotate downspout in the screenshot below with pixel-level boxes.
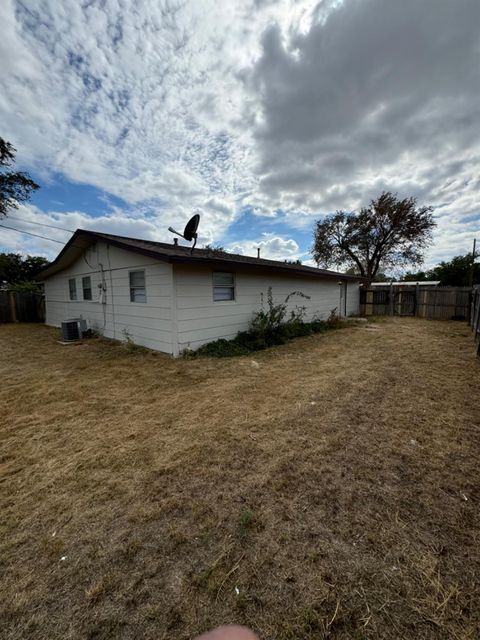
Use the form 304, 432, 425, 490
171, 265, 179, 357
107, 244, 117, 339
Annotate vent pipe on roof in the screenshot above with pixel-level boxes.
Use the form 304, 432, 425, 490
257, 248, 261, 259
173, 237, 178, 246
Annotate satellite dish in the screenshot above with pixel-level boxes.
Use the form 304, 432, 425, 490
183, 214, 200, 241
168, 214, 200, 253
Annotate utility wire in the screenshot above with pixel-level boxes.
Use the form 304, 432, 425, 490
6, 215, 75, 234
0, 223, 155, 273
0, 223, 68, 245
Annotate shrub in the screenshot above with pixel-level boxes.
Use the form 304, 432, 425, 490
8, 280, 42, 293
184, 294, 342, 359
248, 287, 310, 338
326, 307, 341, 327
234, 331, 267, 351
192, 339, 250, 358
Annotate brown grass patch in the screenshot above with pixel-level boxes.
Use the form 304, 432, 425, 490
1, 319, 479, 639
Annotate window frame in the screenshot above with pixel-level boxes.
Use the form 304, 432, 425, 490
129, 269, 147, 303
82, 276, 92, 301
68, 278, 77, 301
212, 271, 236, 303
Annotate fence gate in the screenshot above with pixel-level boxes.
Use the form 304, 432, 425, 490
394, 290, 416, 316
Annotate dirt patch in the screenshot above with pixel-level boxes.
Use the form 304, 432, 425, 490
1, 319, 479, 639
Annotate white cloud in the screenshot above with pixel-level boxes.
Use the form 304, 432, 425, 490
229, 233, 301, 261
0, 0, 479, 268
248, 0, 480, 263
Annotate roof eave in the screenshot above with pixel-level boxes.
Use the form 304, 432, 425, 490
35, 228, 366, 283
169, 255, 364, 282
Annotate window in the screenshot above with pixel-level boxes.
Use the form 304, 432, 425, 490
82, 276, 92, 300
130, 270, 146, 303
68, 278, 77, 300
213, 272, 235, 302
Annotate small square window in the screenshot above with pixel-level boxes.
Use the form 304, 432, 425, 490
130, 270, 146, 303
68, 278, 77, 301
213, 272, 235, 302
82, 276, 92, 300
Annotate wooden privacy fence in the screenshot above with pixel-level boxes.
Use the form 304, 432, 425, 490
0, 291, 45, 323
360, 286, 472, 320
470, 286, 480, 356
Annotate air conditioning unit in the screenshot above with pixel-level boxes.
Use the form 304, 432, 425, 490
72, 317, 88, 333
61, 319, 80, 341
61, 317, 88, 342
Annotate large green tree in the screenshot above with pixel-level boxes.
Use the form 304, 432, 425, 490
0, 137, 39, 217
0, 253, 49, 286
313, 191, 435, 284
405, 253, 479, 286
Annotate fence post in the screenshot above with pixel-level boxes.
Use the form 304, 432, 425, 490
389, 283, 394, 316
9, 291, 17, 322
366, 289, 373, 316
415, 283, 420, 317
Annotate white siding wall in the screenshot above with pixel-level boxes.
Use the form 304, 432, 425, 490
43, 242, 174, 354
44, 245, 360, 356
174, 265, 360, 352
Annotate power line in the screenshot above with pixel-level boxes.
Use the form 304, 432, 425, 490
0, 223, 68, 245
6, 215, 75, 234
0, 223, 154, 274
0, 224, 94, 259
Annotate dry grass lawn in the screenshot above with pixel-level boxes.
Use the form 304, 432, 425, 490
1, 319, 479, 640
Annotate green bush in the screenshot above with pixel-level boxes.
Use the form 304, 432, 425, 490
8, 280, 42, 293
192, 339, 250, 358
183, 292, 341, 359
248, 286, 310, 337
234, 331, 267, 351
186, 318, 337, 358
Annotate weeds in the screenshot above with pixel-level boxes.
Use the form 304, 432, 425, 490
239, 508, 256, 537
121, 327, 148, 354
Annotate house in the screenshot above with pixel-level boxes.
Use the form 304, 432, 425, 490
37, 229, 364, 356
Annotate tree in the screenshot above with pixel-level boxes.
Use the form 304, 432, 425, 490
0, 137, 39, 218
403, 270, 429, 282
312, 192, 435, 285
203, 244, 227, 255
0, 253, 50, 286
402, 253, 479, 286
429, 253, 479, 286
371, 271, 395, 282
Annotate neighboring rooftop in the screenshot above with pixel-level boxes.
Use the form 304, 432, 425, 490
37, 229, 365, 282
370, 281, 441, 287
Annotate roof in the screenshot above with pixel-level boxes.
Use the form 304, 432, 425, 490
370, 281, 440, 287
36, 229, 365, 283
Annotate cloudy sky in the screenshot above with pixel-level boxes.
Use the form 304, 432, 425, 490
1, 0, 479, 268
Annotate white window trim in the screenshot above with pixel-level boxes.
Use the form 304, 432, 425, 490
212, 271, 236, 303
129, 269, 147, 303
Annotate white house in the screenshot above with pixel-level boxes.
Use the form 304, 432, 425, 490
37, 230, 363, 356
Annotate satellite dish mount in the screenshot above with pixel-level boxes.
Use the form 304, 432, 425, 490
168, 214, 200, 254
